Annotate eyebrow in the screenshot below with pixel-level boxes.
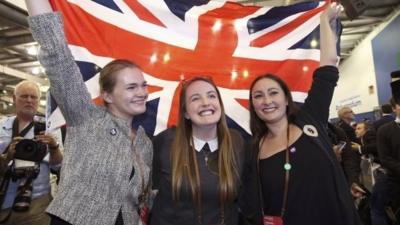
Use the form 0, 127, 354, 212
252, 87, 279, 93
126, 81, 147, 86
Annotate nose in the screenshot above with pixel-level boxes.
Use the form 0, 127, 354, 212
26, 95, 37, 102
200, 96, 210, 106
261, 96, 272, 105
137, 85, 148, 99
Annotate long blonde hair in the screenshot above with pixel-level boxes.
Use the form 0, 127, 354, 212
171, 76, 239, 207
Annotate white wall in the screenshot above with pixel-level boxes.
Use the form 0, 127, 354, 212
329, 9, 400, 118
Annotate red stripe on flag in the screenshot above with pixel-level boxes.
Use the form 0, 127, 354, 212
124, 0, 166, 28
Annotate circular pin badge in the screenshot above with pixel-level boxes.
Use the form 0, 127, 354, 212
303, 125, 318, 137
110, 128, 118, 136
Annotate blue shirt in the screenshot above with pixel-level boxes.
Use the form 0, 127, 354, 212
0, 116, 62, 209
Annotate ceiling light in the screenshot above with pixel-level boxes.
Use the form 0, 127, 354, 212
32, 67, 40, 75
27, 46, 38, 56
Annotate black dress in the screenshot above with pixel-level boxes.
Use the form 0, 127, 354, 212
260, 134, 342, 225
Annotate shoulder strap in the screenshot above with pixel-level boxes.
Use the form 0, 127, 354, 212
12, 118, 34, 139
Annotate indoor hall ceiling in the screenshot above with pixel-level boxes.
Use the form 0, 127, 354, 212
0, 0, 399, 116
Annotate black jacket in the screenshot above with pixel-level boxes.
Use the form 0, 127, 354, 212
239, 66, 361, 225
373, 115, 394, 131
377, 121, 400, 180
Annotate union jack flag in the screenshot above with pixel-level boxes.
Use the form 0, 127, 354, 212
46, 0, 334, 136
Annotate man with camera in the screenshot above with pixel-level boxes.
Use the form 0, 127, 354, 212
0, 80, 63, 225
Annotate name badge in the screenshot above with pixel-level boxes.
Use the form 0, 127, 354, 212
263, 215, 283, 225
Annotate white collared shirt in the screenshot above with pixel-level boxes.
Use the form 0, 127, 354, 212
192, 136, 218, 152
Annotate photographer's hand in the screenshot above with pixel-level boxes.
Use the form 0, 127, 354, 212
4, 137, 23, 162
35, 131, 58, 148
35, 131, 63, 165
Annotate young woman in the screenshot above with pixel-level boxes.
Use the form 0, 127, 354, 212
25, 1, 152, 225
239, 3, 362, 225
150, 77, 245, 225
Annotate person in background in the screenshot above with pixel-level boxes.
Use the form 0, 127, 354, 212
376, 96, 400, 225
327, 122, 363, 198
239, 3, 361, 225
373, 104, 394, 131
337, 106, 358, 143
0, 80, 63, 225
25, 1, 153, 225
150, 76, 245, 225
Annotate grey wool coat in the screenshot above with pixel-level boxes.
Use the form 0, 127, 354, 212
28, 13, 153, 225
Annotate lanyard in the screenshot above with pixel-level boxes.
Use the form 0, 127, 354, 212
257, 124, 291, 218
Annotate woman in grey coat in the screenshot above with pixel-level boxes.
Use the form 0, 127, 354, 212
25, 1, 153, 225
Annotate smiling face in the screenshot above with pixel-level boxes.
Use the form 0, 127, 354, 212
102, 67, 148, 120
251, 77, 288, 125
184, 80, 222, 130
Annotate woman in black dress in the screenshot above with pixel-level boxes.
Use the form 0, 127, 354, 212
240, 3, 362, 225
151, 77, 245, 225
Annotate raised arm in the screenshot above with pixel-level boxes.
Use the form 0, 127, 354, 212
320, 2, 341, 67
25, 0, 95, 126
301, 2, 341, 123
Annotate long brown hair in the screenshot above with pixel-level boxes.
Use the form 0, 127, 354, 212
249, 74, 298, 147
171, 76, 239, 207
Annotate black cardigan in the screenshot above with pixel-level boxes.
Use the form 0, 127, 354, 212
239, 66, 362, 225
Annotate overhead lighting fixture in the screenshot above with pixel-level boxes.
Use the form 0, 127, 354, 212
27, 46, 38, 56
32, 67, 40, 75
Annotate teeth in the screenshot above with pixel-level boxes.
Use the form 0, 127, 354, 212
262, 107, 276, 112
199, 110, 213, 116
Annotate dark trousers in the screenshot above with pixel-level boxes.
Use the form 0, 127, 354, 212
50, 210, 124, 225
370, 170, 389, 225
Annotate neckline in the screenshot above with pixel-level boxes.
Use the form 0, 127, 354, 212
259, 133, 304, 160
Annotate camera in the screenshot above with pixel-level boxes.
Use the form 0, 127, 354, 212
10, 139, 47, 212
13, 139, 47, 172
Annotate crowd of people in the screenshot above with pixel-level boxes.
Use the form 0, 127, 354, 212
0, 0, 399, 225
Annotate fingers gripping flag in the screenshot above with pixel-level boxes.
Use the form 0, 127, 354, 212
45, 0, 338, 136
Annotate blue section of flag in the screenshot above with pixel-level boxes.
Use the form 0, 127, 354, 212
76, 61, 101, 82
91, 0, 122, 12
133, 98, 160, 138
164, 0, 209, 21
289, 26, 320, 50
247, 1, 318, 34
